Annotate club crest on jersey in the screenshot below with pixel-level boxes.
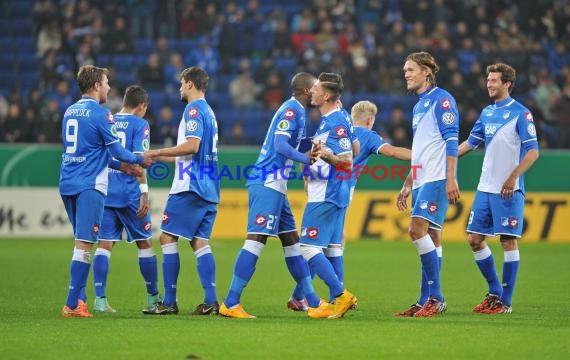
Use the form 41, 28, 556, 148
284, 109, 295, 120
188, 107, 199, 117
142, 139, 150, 150
255, 215, 267, 226
107, 113, 114, 123
307, 227, 318, 239
527, 123, 536, 136
419, 200, 428, 209
525, 112, 534, 122
339, 137, 351, 150
441, 99, 451, 110
503, 111, 511, 119
335, 126, 347, 137
111, 124, 118, 137
92, 224, 100, 234
442, 112, 455, 125
144, 127, 150, 137
144, 222, 152, 231
424, 100, 430, 107
162, 213, 169, 224
277, 119, 290, 131
186, 120, 198, 132
428, 202, 438, 214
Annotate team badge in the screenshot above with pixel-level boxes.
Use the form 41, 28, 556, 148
501, 217, 519, 228
284, 109, 295, 120
111, 124, 118, 137
188, 107, 199, 117
339, 137, 351, 150
335, 126, 347, 137
107, 113, 114, 123
277, 120, 290, 131
424, 100, 430, 107
255, 215, 267, 226
144, 222, 152, 231
428, 202, 438, 214
442, 112, 455, 125
527, 123, 536, 136
419, 200, 428, 209
92, 224, 100, 234
441, 99, 451, 109
186, 120, 198, 132
162, 213, 169, 224
503, 111, 511, 119
525, 112, 534, 122
142, 139, 150, 150
307, 227, 318, 239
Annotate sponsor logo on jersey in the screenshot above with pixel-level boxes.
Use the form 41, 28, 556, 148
428, 202, 438, 214
441, 99, 451, 110
527, 123, 536, 136
339, 137, 351, 150
284, 109, 295, 120
485, 124, 499, 136
107, 112, 114, 123
277, 119, 290, 131
319, 122, 326, 130
144, 222, 152, 231
501, 217, 519, 228
441, 112, 455, 125
162, 213, 169, 224
189, 107, 199, 117
335, 126, 347, 137
525, 112, 534, 122
144, 127, 150, 137
307, 227, 318, 239
255, 215, 266, 226
186, 120, 198, 132
412, 114, 422, 128
92, 223, 100, 234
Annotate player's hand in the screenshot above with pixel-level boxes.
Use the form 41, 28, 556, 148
139, 154, 154, 169
120, 163, 143, 177
446, 178, 460, 204
397, 184, 411, 211
310, 140, 322, 161
136, 192, 150, 218
501, 176, 516, 199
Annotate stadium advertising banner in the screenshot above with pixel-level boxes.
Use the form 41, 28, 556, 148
1, 188, 569, 242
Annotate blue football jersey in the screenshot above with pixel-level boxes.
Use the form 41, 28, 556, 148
59, 96, 119, 196
106, 113, 150, 208
307, 108, 353, 207
170, 98, 220, 204
246, 97, 306, 194
350, 126, 387, 189
467, 97, 539, 195
411, 86, 459, 189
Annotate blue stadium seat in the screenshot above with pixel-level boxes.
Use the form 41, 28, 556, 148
97, 54, 113, 67
134, 38, 154, 55
10, 19, 34, 35
113, 55, 136, 72
11, 36, 35, 53
8, 1, 32, 18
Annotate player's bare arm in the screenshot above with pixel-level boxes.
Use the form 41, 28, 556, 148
446, 156, 460, 204
319, 150, 352, 169
136, 170, 150, 218
501, 149, 539, 199
396, 171, 413, 211
458, 140, 473, 158
380, 144, 411, 161
145, 138, 200, 158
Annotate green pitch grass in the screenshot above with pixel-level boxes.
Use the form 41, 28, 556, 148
0, 239, 569, 359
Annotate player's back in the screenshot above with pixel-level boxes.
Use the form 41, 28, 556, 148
411, 86, 459, 189
472, 98, 538, 194
106, 113, 150, 208
59, 97, 118, 196
170, 98, 220, 203
351, 126, 387, 189
246, 97, 306, 193
308, 109, 352, 207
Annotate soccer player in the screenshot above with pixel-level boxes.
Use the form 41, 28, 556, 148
458, 63, 539, 314
91, 85, 161, 314
142, 66, 220, 315
218, 72, 325, 319
288, 100, 412, 307
60, 65, 153, 317
396, 52, 460, 317
298, 72, 358, 319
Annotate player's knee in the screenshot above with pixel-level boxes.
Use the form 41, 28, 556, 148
500, 236, 518, 251
467, 233, 484, 250
136, 239, 153, 250
299, 245, 322, 261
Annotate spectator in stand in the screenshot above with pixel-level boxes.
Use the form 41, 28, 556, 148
139, 53, 165, 90
37, 20, 63, 57
104, 16, 132, 54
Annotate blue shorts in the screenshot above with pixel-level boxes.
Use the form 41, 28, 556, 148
300, 202, 346, 248
61, 189, 106, 243
99, 203, 152, 242
246, 185, 296, 237
411, 180, 449, 230
467, 190, 524, 238
161, 191, 217, 241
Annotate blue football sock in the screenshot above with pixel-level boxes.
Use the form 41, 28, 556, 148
419, 268, 429, 305
414, 235, 442, 301
309, 252, 344, 298
501, 250, 520, 306
283, 244, 320, 308
138, 249, 158, 295
473, 246, 502, 297
65, 248, 91, 309
325, 247, 344, 302
195, 246, 217, 305
161, 243, 180, 307
79, 286, 87, 303
291, 265, 315, 301
225, 240, 264, 308
93, 248, 111, 298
